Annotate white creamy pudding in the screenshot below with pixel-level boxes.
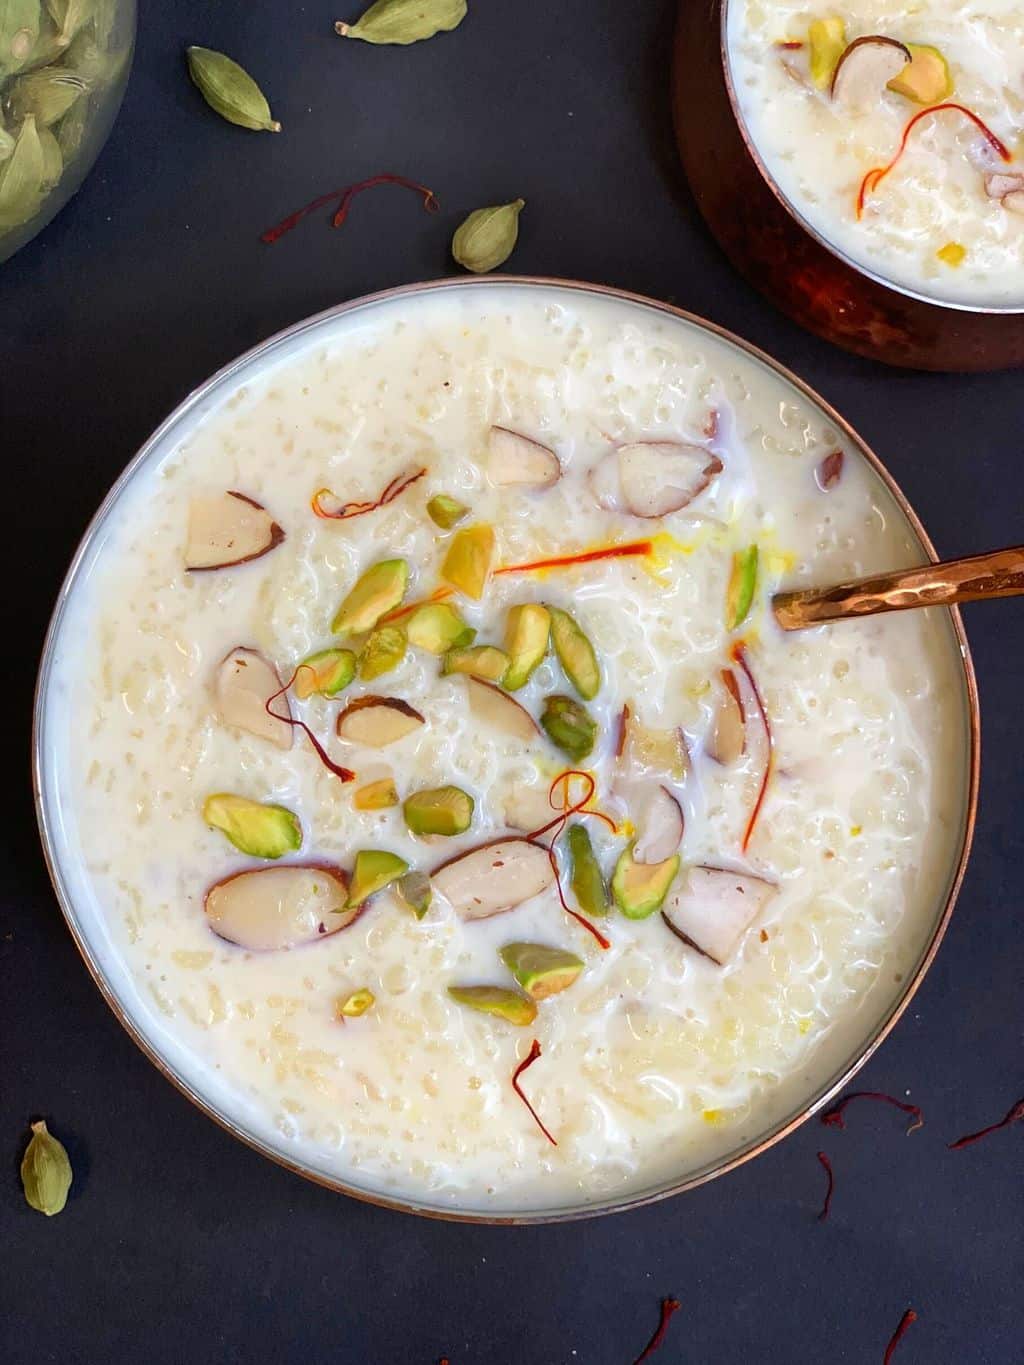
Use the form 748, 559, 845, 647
39, 284, 971, 1215
728, 1, 1024, 306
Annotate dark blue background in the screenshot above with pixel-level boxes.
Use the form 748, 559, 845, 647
3, 2, 1021, 1361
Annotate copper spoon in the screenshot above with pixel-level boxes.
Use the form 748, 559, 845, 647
773, 545, 1024, 631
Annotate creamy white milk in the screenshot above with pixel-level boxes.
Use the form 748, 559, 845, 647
729, 1, 1024, 306
40, 284, 970, 1215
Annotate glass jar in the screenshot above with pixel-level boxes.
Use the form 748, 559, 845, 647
0, 0, 136, 264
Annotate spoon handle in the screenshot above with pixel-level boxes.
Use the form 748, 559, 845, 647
773, 545, 1024, 631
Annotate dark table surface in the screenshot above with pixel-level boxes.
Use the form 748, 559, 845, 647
3, 2, 1022, 1361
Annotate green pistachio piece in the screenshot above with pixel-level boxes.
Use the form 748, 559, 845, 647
725, 544, 758, 630
447, 984, 537, 1026
548, 607, 600, 700
403, 784, 474, 836
359, 625, 407, 680
335, 0, 466, 45
503, 603, 550, 690
566, 823, 611, 917
888, 43, 953, 104
540, 694, 597, 762
808, 16, 846, 89
452, 198, 525, 274
396, 869, 432, 919
441, 644, 509, 683
20, 1119, 72, 1216
440, 524, 494, 599
332, 559, 408, 636
426, 493, 469, 530
294, 647, 357, 699
406, 602, 475, 654
612, 846, 680, 920
498, 942, 584, 1000
186, 45, 281, 132
203, 793, 302, 860
347, 849, 409, 906
337, 987, 375, 1017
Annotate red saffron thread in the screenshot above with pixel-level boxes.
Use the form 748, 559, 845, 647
883, 1309, 918, 1365
632, 1298, 682, 1364
526, 771, 615, 949
775, 39, 804, 50
266, 670, 356, 783
857, 103, 1011, 219
816, 1151, 834, 1221
312, 466, 426, 520
822, 1091, 924, 1136
512, 1040, 557, 1146
730, 642, 773, 852
262, 174, 439, 244
495, 540, 654, 576
948, 1096, 1024, 1150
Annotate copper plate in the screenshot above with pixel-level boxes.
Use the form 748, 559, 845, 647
672, 0, 1024, 371
33, 278, 980, 1222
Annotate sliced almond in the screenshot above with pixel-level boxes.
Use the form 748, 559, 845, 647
830, 36, 910, 111
618, 442, 723, 518
662, 865, 777, 965
336, 696, 425, 748
185, 491, 285, 571
466, 676, 540, 742
586, 455, 622, 512
1003, 191, 1024, 217
431, 838, 555, 920
205, 864, 359, 951
214, 647, 292, 751
632, 785, 684, 865
501, 783, 557, 833
488, 426, 561, 489
706, 669, 746, 766
985, 173, 1024, 200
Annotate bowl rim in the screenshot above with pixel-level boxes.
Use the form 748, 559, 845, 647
32, 275, 981, 1224
718, 0, 1024, 317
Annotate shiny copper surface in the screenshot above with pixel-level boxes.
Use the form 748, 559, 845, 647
33, 277, 981, 1222
775, 544, 1024, 629
672, 0, 1024, 371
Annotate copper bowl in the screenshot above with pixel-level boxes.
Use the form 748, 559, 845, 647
33, 278, 980, 1221
672, 0, 1024, 371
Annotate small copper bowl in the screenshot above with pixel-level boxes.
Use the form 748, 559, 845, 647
33, 278, 979, 1221
672, 0, 1024, 371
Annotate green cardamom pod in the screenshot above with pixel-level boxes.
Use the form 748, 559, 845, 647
0, 0, 41, 75
38, 123, 61, 185
20, 1119, 72, 1216
45, 0, 91, 44
451, 197, 525, 274
186, 46, 281, 132
335, 0, 466, 46
7, 67, 86, 125
0, 113, 45, 228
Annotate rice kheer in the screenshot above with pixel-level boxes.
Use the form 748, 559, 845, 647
729, 1, 1024, 307
39, 284, 970, 1215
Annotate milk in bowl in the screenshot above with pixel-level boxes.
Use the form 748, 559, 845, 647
728, 1, 1024, 307
37, 283, 972, 1216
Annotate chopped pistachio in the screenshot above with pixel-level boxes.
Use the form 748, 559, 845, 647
441, 644, 509, 683
503, 603, 550, 690
294, 647, 357, 699
353, 777, 399, 810
447, 984, 537, 1025
440, 524, 495, 599
426, 493, 469, 529
725, 544, 758, 630
887, 42, 952, 104
403, 785, 474, 836
396, 869, 432, 918
540, 694, 597, 762
499, 942, 584, 1000
347, 849, 409, 906
808, 15, 846, 89
202, 793, 302, 860
337, 988, 375, 1018
359, 625, 407, 680
566, 823, 611, 916
407, 602, 475, 654
332, 559, 408, 636
612, 846, 680, 919
548, 606, 600, 700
